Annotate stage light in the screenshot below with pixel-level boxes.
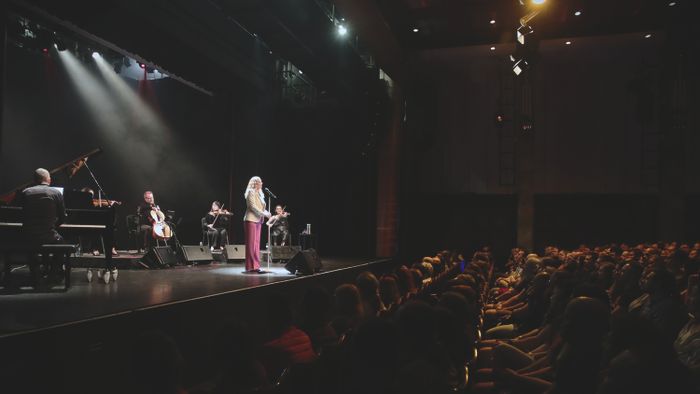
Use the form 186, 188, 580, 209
92, 51, 100, 59
495, 113, 505, 126
54, 36, 67, 51
490, 19, 496, 25
337, 24, 347, 36
644, 33, 652, 38
412, 27, 419, 32
565, 41, 571, 45
490, 46, 496, 51
517, 25, 534, 45
574, 11, 582, 16
521, 115, 533, 132
513, 59, 529, 75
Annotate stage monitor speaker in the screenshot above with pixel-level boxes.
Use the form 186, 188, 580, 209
285, 248, 322, 275
224, 244, 246, 261
143, 246, 179, 268
180, 245, 213, 264
271, 245, 301, 261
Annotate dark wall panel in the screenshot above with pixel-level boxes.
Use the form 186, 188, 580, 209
534, 194, 659, 251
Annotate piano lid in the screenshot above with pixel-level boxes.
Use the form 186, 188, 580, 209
0, 148, 103, 205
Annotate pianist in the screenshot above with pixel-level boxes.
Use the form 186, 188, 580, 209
20, 168, 65, 244
18, 168, 66, 280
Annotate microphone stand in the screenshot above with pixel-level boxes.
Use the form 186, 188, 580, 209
265, 188, 276, 270
83, 160, 110, 203
81, 160, 115, 278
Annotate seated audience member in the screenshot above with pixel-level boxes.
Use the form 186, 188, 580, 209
298, 286, 338, 352
356, 271, 386, 319
395, 265, 417, 298
208, 323, 269, 394
409, 268, 424, 292
609, 262, 643, 315
496, 297, 610, 394
379, 274, 402, 311
601, 314, 694, 394
675, 279, 700, 387
396, 301, 456, 387
260, 293, 317, 379
131, 330, 187, 394
332, 283, 364, 336
629, 268, 688, 344
345, 318, 401, 394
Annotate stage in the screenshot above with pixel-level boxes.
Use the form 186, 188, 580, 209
0, 255, 390, 336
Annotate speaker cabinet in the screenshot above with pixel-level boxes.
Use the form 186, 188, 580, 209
284, 249, 322, 275
180, 245, 213, 264
271, 245, 301, 261
143, 246, 179, 268
224, 244, 246, 261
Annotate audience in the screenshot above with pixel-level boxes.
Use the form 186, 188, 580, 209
132, 240, 700, 394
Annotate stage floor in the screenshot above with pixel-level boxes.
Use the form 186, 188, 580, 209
0, 257, 378, 336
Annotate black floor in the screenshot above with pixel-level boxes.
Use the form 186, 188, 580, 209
0, 257, 374, 336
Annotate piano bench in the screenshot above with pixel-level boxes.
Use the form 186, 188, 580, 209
1, 244, 77, 290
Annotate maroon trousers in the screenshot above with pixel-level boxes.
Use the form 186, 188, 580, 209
244, 220, 262, 271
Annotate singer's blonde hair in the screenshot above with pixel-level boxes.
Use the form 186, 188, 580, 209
244, 176, 264, 199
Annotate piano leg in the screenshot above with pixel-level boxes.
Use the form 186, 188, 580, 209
103, 227, 115, 272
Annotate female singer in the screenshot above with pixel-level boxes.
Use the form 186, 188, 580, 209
205, 201, 231, 251
244, 176, 271, 273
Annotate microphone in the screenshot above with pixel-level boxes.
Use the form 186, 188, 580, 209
264, 187, 277, 199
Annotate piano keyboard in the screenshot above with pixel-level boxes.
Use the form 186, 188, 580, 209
0, 222, 107, 229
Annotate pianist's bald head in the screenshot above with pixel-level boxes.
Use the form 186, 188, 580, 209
34, 168, 51, 185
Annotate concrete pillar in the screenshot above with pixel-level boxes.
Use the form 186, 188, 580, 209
376, 83, 402, 257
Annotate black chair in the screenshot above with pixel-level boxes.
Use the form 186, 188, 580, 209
202, 217, 229, 248
201, 217, 209, 246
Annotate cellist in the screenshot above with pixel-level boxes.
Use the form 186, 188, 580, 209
136, 191, 158, 252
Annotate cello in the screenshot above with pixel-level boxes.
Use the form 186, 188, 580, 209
150, 205, 172, 240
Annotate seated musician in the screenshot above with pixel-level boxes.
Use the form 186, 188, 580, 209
205, 201, 231, 250
18, 168, 66, 281
136, 191, 156, 251
268, 205, 290, 246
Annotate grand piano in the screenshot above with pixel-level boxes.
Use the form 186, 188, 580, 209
0, 149, 117, 269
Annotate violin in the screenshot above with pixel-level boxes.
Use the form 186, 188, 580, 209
267, 207, 291, 227
92, 198, 122, 208
209, 209, 233, 216
150, 205, 172, 240
208, 205, 232, 228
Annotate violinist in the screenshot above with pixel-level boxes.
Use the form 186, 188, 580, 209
268, 205, 291, 246
205, 201, 231, 250
79, 187, 119, 256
